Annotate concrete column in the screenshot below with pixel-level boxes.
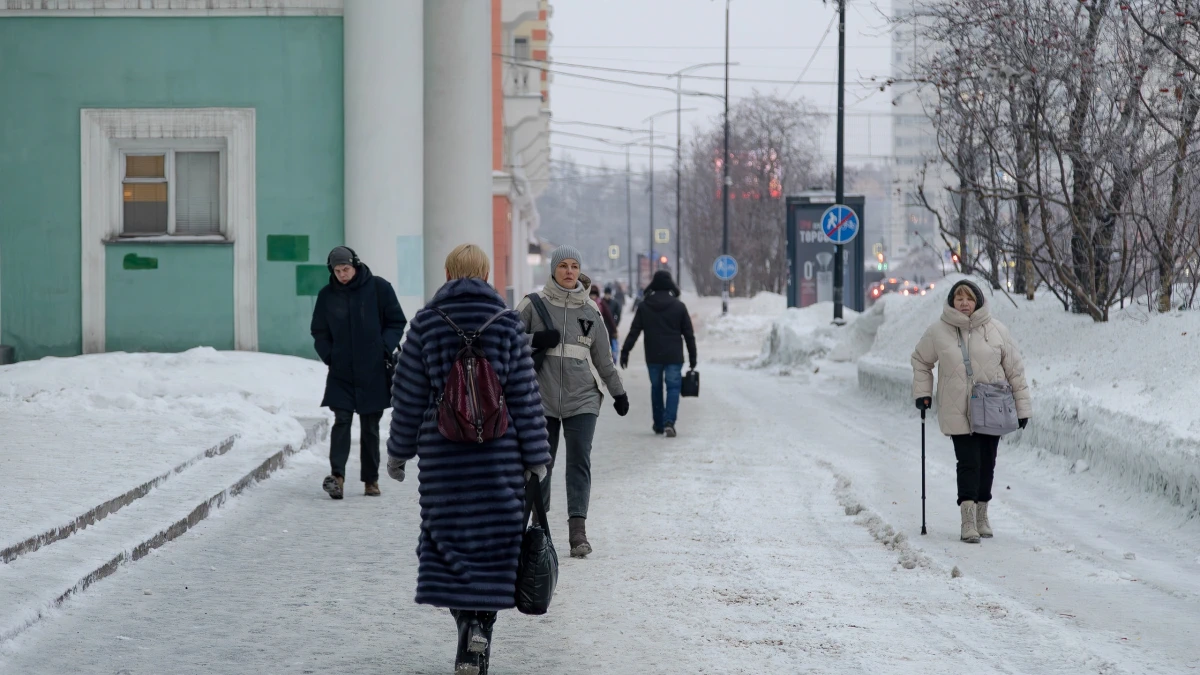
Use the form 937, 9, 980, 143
344, 0, 425, 314
424, 0, 494, 296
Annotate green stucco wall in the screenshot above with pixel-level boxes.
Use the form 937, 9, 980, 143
105, 244, 234, 352
0, 17, 343, 360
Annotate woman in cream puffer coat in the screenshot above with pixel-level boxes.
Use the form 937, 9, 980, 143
912, 279, 1032, 543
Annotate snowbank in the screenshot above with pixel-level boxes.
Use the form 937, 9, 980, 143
855, 277, 1200, 516
755, 302, 862, 367
687, 291, 789, 358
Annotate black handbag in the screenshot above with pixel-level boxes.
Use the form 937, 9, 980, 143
384, 347, 398, 383
515, 476, 559, 615
681, 369, 700, 397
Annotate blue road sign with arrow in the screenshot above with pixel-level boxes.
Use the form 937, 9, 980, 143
713, 254, 738, 281
820, 204, 861, 245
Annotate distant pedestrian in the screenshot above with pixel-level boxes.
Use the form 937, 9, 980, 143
603, 285, 622, 326
386, 244, 551, 675
517, 245, 628, 558
620, 270, 697, 438
591, 285, 619, 364
311, 246, 406, 500
912, 279, 1031, 543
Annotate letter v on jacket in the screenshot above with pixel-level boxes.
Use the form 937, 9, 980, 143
516, 276, 625, 419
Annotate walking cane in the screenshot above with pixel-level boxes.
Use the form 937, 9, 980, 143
920, 408, 928, 536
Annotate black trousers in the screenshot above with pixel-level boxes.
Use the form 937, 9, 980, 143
951, 433, 1000, 505
330, 408, 383, 483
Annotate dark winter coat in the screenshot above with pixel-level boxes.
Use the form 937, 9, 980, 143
387, 278, 552, 611
622, 290, 697, 366
311, 264, 407, 415
605, 296, 622, 325
596, 294, 619, 340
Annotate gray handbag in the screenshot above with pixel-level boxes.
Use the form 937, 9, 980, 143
958, 328, 1020, 436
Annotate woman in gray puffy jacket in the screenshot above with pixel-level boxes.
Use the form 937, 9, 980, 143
516, 245, 628, 558
912, 279, 1031, 544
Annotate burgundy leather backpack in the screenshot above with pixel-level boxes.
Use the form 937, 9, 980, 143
431, 308, 511, 443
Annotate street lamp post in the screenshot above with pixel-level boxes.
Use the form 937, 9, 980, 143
643, 107, 695, 289
668, 62, 730, 287
833, 0, 847, 325
722, 0, 732, 315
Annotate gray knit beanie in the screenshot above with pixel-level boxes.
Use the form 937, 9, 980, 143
549, 245, 583, 275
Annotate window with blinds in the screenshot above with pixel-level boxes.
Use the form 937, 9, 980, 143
120, 149, 222, 238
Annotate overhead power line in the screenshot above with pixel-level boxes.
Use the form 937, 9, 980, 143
551, 45, 892, 50
552, 143, 657, 158
500, 55, 897, 88
785, 12, 838, 99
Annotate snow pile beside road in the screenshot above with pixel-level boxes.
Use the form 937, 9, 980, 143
754, 302, 861, 367
690, 292, 788, 356
0, 347, 326, 441
857, 276, 1200, 516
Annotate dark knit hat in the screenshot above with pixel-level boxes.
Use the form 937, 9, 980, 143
648, 270, 680, 296
327, 246, 357, 269
947, 279, 985, 309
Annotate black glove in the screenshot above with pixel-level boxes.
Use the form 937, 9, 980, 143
613, 394, 630, 416
387, 457, 406, 482
619, 352, 629, 369
1018, 418, 1029, 429
531, 330, 560, 350
915, 397, 932, 411
689, 361, 697, 371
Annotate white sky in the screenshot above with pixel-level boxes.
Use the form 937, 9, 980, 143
547, 0, 896, 174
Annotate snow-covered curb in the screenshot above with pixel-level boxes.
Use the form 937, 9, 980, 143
1, 418, 328, 644
1, 435, 238, 564
857, 356, 1200, 517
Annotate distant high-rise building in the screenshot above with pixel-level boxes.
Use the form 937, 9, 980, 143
890, 0, 945, 264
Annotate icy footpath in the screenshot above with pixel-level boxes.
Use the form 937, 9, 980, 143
855, 279, 1200, 519
0, 348, 330, 642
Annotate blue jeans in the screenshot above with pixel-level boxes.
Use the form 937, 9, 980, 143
647, 363, 683, 431
611, 338, 619, 363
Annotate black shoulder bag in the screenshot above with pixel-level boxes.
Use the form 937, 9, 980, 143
525, 293, 556, 372
515, 476, 558, 615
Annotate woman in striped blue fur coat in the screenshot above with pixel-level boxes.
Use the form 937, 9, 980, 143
386, 244, 551, 675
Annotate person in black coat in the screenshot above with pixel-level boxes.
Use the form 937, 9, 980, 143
311, 246, 407, 499
619, 270, 697, 437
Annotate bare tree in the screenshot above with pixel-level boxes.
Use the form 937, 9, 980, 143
680, 92, 825, 296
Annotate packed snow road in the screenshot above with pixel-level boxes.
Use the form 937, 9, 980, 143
3, 352, 1197, 673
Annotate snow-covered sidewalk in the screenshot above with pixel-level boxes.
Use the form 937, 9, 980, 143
3, 344, 1195, 672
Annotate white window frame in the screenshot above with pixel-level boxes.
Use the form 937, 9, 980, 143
119, 143, 228, 239
81, 108, 257, 354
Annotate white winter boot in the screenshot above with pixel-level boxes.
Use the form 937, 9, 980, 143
960, 501, 981, 543
976, 501, 993, 538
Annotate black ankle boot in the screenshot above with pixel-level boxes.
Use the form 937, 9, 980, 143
478, 612, 497, 675
453, 610, 483, 675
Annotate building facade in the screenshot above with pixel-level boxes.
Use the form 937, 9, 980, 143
491, 0, 551, 306
0, 0, 549, 362
890, 0, 945, 262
